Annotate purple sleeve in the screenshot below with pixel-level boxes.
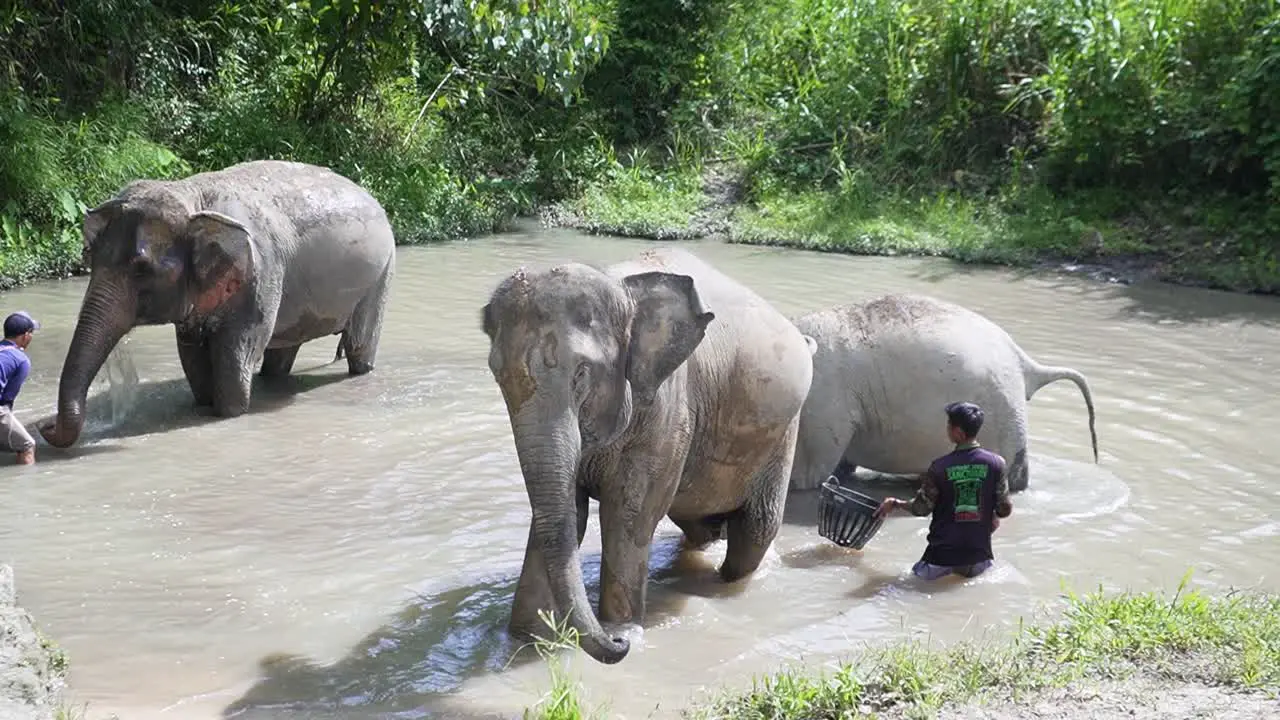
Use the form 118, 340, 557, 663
0, 356, 30, 408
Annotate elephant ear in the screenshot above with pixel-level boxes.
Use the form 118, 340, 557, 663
187, 210, 255, 315
623, 271, 715, 404
81, 198, 125, 266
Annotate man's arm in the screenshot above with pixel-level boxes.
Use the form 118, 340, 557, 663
876, 468, 940, 518
0, 358, 30, 409
994, 457, 1012, 518
905, 469, 940, 517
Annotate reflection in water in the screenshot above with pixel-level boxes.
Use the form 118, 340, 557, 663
0, 222, 1278, 719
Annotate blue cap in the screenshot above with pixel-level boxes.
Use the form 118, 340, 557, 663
3, 311, 40, 338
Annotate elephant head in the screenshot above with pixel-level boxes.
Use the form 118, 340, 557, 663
481, 263, 714, 664
40, 186, 255, 448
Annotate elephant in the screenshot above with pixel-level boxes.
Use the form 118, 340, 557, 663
789, 293, 1098, 494
480, 247, 816, 665
40, 159, 396, 448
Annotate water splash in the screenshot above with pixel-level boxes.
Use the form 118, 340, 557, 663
99, 336, 141, 426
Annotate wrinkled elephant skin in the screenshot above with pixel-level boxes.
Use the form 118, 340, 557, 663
789, 293, 1099, 493
40, 160, 396, 448
481, 247, 816, 664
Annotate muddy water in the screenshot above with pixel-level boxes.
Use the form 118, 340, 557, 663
1, 222, 1278, 719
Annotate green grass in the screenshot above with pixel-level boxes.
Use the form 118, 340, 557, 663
564, 152, 706, 240
685, 575, 1279, 719
727, 181, 1280, 293
520, 610, 612, 720
517, 575, 1279, 720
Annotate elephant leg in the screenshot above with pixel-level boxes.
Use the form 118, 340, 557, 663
1008, 447, 1029, 494
996, 401, 1030, 493
790, 413, 857, 491
208, 320, 274, 418
511, 486, 591, 641
341, 261, 392, 376
597, 461, 680, 625
576, 485, 590, 547
831, 455, 858, 484
259, 344, 301, 378
721, 422, 798, 582
509, 522, 557, 641
175, 328, 215, 407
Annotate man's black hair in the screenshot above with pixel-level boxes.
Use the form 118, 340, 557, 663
945, 401, 984, 439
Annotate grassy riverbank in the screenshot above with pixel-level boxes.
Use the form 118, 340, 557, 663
523, 578, 1280, 719
4, 0, 1278, 295
550, 159, 1280, 294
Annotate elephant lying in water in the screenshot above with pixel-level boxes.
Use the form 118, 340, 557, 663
481, 247, 815, 664
41, 160, 396, 448
789, 293, 1098, 493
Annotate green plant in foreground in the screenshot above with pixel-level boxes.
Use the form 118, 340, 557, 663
689, 573, 1280, 720
519, 610, 610, 720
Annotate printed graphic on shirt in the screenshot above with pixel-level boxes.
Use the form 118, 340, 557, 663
945, 463, 989, 522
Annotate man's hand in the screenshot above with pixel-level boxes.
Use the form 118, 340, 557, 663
875, 497, 903, 519
991, 516, 1000, 533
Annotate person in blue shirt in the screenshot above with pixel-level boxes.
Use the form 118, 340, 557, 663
1, 311, 40, 465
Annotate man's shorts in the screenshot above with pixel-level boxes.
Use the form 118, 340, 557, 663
0, 406, 35, 453
912, 559, 993, 581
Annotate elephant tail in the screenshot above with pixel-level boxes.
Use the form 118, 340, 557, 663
1023, 354, 1099, 464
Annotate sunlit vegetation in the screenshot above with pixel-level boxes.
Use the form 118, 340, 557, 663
3, 0, 1278, 292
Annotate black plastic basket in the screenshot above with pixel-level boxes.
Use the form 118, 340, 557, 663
817, 477, 885, 550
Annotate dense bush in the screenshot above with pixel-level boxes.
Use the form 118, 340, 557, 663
2, 0, 1277, 291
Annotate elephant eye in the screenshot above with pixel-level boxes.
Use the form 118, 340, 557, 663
573, 362, 591, 384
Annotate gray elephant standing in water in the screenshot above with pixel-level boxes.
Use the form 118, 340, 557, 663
790, 293, 1098, 493
41, 160, 396, 448
481, 247, 815, 664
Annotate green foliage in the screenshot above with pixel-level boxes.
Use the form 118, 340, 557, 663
2, 0, 1279, 292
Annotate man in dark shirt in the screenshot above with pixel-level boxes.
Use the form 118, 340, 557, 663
875, 401, 1012, 580
1, 311, 40, 465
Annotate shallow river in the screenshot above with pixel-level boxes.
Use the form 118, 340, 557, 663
2, 223, 1278, 719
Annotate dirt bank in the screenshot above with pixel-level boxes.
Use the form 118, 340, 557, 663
0, 565, 67, 720
927, 675, 1278, 720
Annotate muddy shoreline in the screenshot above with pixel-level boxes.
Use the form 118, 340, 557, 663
0, 565, 67, 720
925, 675, 1279, 720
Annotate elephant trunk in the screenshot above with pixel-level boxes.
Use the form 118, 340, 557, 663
512, 408, 630, 665
43, 276, 135, 448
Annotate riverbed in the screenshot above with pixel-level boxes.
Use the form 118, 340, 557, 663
1, 223, 1277, 719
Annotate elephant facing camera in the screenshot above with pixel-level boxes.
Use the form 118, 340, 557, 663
482, 247, 816, 665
